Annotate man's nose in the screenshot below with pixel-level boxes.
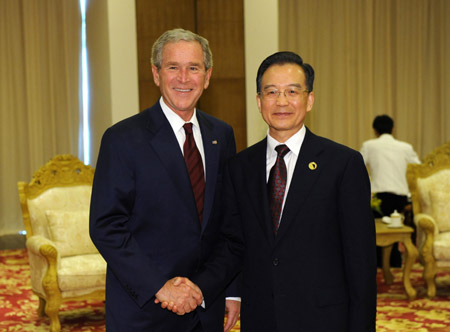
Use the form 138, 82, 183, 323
177, 68, 189, 82
276, 91, 289, 105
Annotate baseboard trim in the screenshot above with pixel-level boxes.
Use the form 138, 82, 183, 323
0, 234, 26, 250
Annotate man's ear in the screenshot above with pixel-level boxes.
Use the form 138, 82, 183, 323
306, 91, 315, 113
203, 67, 213, 89
256, 94, 262, 113
152, 65, 160, 87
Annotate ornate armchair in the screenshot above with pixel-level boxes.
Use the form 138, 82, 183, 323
17, 154, 106, 332
407, 142, 450, 298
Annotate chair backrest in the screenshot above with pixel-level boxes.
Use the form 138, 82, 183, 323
407, 142, 450, 232
18, 154, 94, 240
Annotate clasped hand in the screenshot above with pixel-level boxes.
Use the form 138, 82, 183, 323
155, 277, 203, 315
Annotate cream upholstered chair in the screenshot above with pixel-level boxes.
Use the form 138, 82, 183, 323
407, 142, 450, 298
17, 154, 106, 332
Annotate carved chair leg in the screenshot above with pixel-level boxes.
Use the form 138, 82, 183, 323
37, 297, 46, 317
45, 296, 62, 332
40, 244, 62, 331
423, 260, 437, 298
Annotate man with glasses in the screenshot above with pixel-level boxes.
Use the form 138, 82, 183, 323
182, 51, 377, 331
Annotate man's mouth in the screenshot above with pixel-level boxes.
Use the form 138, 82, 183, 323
174, 88, 192, 92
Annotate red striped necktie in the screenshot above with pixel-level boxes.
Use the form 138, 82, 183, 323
268, 144, 290, 234
183, 123, 205, 223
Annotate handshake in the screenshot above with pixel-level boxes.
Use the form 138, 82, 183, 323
155, 277, 203, 315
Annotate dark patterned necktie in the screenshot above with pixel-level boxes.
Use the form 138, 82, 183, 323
267, 144, 290, 234
183, 123, 205, 223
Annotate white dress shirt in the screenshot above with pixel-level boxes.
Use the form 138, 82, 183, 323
360, 134, 420, 196
266, 126, 306, 223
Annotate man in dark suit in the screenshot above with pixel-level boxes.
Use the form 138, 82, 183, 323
188, 51, 377, 331
89, 28, 240, 332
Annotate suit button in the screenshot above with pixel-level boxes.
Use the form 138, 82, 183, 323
273, 258, 279, 266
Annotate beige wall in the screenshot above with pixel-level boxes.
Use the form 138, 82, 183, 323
107, 1, 139, 124
244, 0, 278, 146
88, 0, 139, 166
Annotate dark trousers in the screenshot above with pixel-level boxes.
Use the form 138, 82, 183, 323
374, 192, 408, 268
191, 321, 204, 332
376, 192, 408, 216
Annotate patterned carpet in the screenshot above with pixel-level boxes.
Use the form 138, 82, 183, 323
1, 248, 450, 331
376, 265, 450, 332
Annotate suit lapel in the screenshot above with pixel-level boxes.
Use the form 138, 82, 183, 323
144, 104, 199, 225
275, 129, 324, 243
244, 139, 276, 246
197, 111, 219, 231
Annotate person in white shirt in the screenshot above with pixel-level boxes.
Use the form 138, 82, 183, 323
360, 114, 420, 266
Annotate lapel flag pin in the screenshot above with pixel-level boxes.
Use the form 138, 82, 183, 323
309, 162, 317, 170
212, 140, 218, 145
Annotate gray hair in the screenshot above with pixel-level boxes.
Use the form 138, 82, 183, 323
151, 28, 213, 71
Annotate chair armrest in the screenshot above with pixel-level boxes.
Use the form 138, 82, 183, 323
27, 235, 57, 255
26, 235, 61, 296
414, 213, 439, 235
414, 213, 437, 266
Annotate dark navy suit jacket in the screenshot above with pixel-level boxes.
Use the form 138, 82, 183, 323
194, 128, 377, 332
90, 102, 237, 331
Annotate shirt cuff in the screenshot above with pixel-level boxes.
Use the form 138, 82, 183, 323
225, 297, 241, 302
201, 297, 241, 309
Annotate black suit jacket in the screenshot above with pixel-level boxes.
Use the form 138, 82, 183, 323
90, 102, 237, 331
195, 127, 377, 332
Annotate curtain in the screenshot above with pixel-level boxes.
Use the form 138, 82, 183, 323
279, 0, 450, 158
0, 0, 81, 234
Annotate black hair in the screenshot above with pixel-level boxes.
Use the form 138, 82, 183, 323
256, 51, 314, 93
372, 115, 394, 134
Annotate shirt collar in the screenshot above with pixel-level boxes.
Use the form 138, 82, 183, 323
159, 97, 200, 132
379, 133, 394, 140
267, 126, 306, 158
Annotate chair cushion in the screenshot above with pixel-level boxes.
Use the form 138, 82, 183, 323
430, 191, 450, 232
58, 253, 106, 293
46, 210, 98, 257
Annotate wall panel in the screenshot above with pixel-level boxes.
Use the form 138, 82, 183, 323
196, 0, 247, 150
135, 0, 196, 111
135, 0, 247, 151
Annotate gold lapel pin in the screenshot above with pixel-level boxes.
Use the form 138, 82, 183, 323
309, 162, 317, 170
212, 140, 218, 145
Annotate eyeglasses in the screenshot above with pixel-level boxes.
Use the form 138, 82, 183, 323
259, 87, 310, 100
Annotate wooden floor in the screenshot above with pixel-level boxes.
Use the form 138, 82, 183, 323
0, 234, 26, 250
